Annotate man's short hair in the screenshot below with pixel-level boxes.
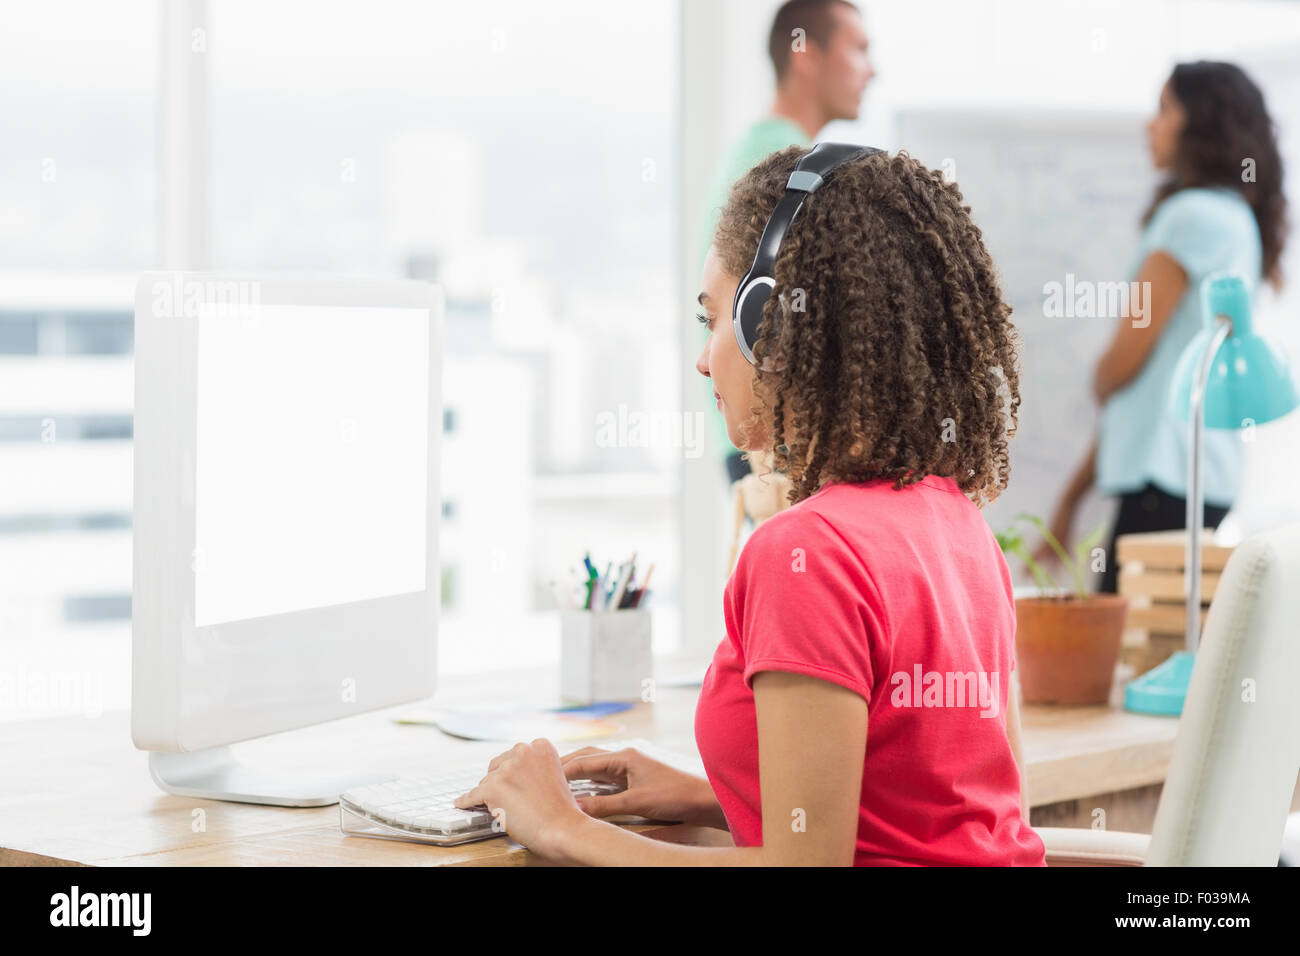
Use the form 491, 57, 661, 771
768, 0, 859, 81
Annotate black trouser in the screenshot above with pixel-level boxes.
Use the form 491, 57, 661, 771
1099, 481, 1231, 594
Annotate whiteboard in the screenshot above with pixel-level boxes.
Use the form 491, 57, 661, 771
895, 109, 1158, 575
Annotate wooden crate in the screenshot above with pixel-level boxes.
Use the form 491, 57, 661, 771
1115, 530, 1235, 675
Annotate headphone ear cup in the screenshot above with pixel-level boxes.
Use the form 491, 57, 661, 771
733, 276, 775, 365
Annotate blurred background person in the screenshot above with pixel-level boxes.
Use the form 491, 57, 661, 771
1038, 61, 1288, 592
699, 0, 876, 486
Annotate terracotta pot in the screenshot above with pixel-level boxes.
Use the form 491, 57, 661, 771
1014, 593, 1128, 705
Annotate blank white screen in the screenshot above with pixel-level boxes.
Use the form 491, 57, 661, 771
194, 303, 428, 627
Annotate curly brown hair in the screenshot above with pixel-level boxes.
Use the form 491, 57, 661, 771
713, 146, 1022, 507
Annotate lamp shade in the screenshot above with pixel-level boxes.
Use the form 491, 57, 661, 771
1170, 272, 1300, 428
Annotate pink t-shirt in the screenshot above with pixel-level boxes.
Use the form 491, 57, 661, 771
694, 475, 1046, 866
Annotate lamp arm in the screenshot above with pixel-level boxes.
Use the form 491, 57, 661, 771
1185, 315, 1233, 654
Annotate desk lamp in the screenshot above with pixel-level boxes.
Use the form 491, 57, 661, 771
1125, 272, 1300, 715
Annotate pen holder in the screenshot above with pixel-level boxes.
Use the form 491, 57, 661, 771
560, 608, 652, 705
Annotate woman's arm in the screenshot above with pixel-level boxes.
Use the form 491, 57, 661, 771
1006, 671, 1030, 822
1092, 250, 1188, 403
1061, 438, 1097, 507
549, 671, 867, 865
1035, 436, 1097, 563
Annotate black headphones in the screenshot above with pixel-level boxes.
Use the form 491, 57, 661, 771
731, 142, 883, 366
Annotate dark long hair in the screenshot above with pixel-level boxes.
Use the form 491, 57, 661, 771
1141, 61, 1288, 289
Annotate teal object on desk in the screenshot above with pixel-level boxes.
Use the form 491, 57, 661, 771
1124, 650, 1197, 715
1168, 273, 1300, 429
1126, 272, 1300, 716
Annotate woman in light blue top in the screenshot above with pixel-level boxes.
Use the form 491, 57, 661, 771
1041, 61, 1288, 591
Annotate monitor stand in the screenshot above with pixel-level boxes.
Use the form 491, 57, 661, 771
149, 747, 389, 807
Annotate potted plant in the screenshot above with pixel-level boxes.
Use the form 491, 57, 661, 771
996, 514, 1128, 706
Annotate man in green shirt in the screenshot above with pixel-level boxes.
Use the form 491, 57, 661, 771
699, 0, 876, 482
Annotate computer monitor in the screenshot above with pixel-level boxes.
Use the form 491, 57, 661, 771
131, 272, 442, 806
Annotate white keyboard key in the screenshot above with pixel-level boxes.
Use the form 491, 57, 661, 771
340, 737, 706, 845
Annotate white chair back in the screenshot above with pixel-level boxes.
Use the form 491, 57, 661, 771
1146, 521, 1300, 865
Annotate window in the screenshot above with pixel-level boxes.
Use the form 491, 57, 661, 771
0, 1, 683, 724
0, 1, 155, 721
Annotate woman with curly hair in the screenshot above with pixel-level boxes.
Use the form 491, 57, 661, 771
457, 146, 1045, 866
1042, 62, 1288, 589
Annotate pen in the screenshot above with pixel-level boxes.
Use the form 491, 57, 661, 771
628, 564, 654, 608
600, 562, 614, 611
610, 556, 635, 610
571, 552, 653, 611
588, 554, 601, 610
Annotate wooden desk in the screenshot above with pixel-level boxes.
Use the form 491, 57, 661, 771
0, 662, 733, 867
0, 661, 1239, 866
1023, 672, 1300, 832
1022, 697, 1179, 832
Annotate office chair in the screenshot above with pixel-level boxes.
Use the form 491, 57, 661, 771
1034, 520, 1300, 865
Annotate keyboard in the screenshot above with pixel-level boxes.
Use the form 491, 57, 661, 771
339, 737, 707, 846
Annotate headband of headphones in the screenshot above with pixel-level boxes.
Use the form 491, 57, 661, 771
731, 142, 884, 366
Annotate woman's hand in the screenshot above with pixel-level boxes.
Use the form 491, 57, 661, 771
452, 739, 590, 858
557, 744, 728, 831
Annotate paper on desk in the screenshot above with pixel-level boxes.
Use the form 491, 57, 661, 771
657, 666, 708, 687
395, 702, 632, 742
